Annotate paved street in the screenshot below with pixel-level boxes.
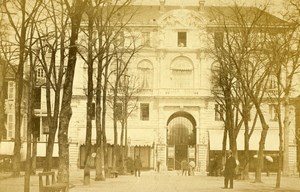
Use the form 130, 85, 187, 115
1, 170, 300, 192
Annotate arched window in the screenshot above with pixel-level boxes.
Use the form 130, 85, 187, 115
137, 60, 153, 89
170, 57, 193, 88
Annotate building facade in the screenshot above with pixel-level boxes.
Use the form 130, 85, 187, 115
1, 0, 299, 174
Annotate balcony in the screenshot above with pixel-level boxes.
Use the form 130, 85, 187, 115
139, 88, 211, 97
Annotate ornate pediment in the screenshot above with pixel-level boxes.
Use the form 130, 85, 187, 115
159, 9, 205, 28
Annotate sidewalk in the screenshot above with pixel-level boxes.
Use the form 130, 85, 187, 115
0, 170, 300, 192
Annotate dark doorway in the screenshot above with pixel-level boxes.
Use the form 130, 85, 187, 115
167, 112, 196, 170
175, 145, 188, 169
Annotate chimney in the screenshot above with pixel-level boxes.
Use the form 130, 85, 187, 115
198, 0, 205, 12
159, 0, 165, 12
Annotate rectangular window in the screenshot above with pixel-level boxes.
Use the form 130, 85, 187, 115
269, 104, 278, 121
142, 32, 150, 47
42, 117, 49, 134
178, 32, 187, 47
115, 31, 124, 47
33, 117, 40, 137
34, 87, 41, 109
140, 103, 149, 121
214, 32, 223, 48
116, 103, 123, 120
37, 68, 44, 78
8, 81, 14, 100
7, 114, 14, 139
214, 104, 223, 121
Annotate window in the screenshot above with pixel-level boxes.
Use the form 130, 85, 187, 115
115, 103, 123, 120
7, 114, 14, 139
215, 104, 224, 121
214, 32, 224, 48
171, 70, 193, 88
140, 103, 149, 121
170, 57, 193, 88
8, 81, 14, 100
42, 117, 49, 134
37, 68, 45, 78
178, 32, 187, 47
34, 87, 41, 109
142, 32, 150, 47
269, 104, 278, 121
138, 60, 153, 89
114, 31, 124, 47
33, 117, 40, 137
268, 74, 277, 92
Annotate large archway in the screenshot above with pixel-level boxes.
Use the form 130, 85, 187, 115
167, 111, 196, 170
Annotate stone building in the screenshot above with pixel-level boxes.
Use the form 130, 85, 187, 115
1, 0, 299, 174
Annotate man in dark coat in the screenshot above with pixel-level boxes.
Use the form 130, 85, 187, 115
223, 150, 237, 189
134, 156, 142, 177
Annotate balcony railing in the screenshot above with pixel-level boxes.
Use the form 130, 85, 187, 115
140, 88, 211, 97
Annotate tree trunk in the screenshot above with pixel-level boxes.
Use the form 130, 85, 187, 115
25, 63, 34, 192
95, 66, 105, 181
95, 22, 105, 180
0, 59, 5, 141
44, 31, 64, 172
102, 61, 109, 175
58, 0, 86, 183
45, 123, 56, 171
276, 105, 284, 188
243, 121, 250, 180
120, 120, 125, 173
112, 87, 118, 171
31, 135, 37, 175
83, 14, 94, 185
254, 106, 269, 183
283, 96, 290, 176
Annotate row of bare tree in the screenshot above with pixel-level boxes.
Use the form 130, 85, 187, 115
209, 1, 300, 188
0, 0, 141, 191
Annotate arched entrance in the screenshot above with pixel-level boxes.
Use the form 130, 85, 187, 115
167, 111, 196, 170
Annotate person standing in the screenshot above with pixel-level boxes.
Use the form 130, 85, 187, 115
156, 160, 161, 173
181, 159, 188, 176
134, 156, 142, 177
189, 160, 195, 176
222, 150, 237, 189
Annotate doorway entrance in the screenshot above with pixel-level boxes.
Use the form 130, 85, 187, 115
167, 111, 196, 170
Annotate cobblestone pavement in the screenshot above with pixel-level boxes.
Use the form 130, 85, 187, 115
1, 170, 300, 192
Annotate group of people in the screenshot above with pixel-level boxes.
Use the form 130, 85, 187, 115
128, 150, 238, 189
180, 159, 196, 176
126, 156, 142, 177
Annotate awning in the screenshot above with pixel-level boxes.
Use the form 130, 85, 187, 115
36, 143, 59, 157
208, 130, 229, 150
209, 129, 279, 151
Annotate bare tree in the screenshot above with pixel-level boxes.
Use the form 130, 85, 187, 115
118, 74, 140, 173
92, 0, 136, 180
0, 9, 8, 142
24, 25, 39, 192
263, 11, 300, 187
0, 57, 6, 141
3, 0, 41, 177
31, 0, 70, 172
57, 0, 87, 184
108, 35, 140, 171
208, 3, 287, 182
288, 0, 300, 179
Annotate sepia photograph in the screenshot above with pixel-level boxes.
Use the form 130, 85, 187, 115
0, 0, 300, 191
